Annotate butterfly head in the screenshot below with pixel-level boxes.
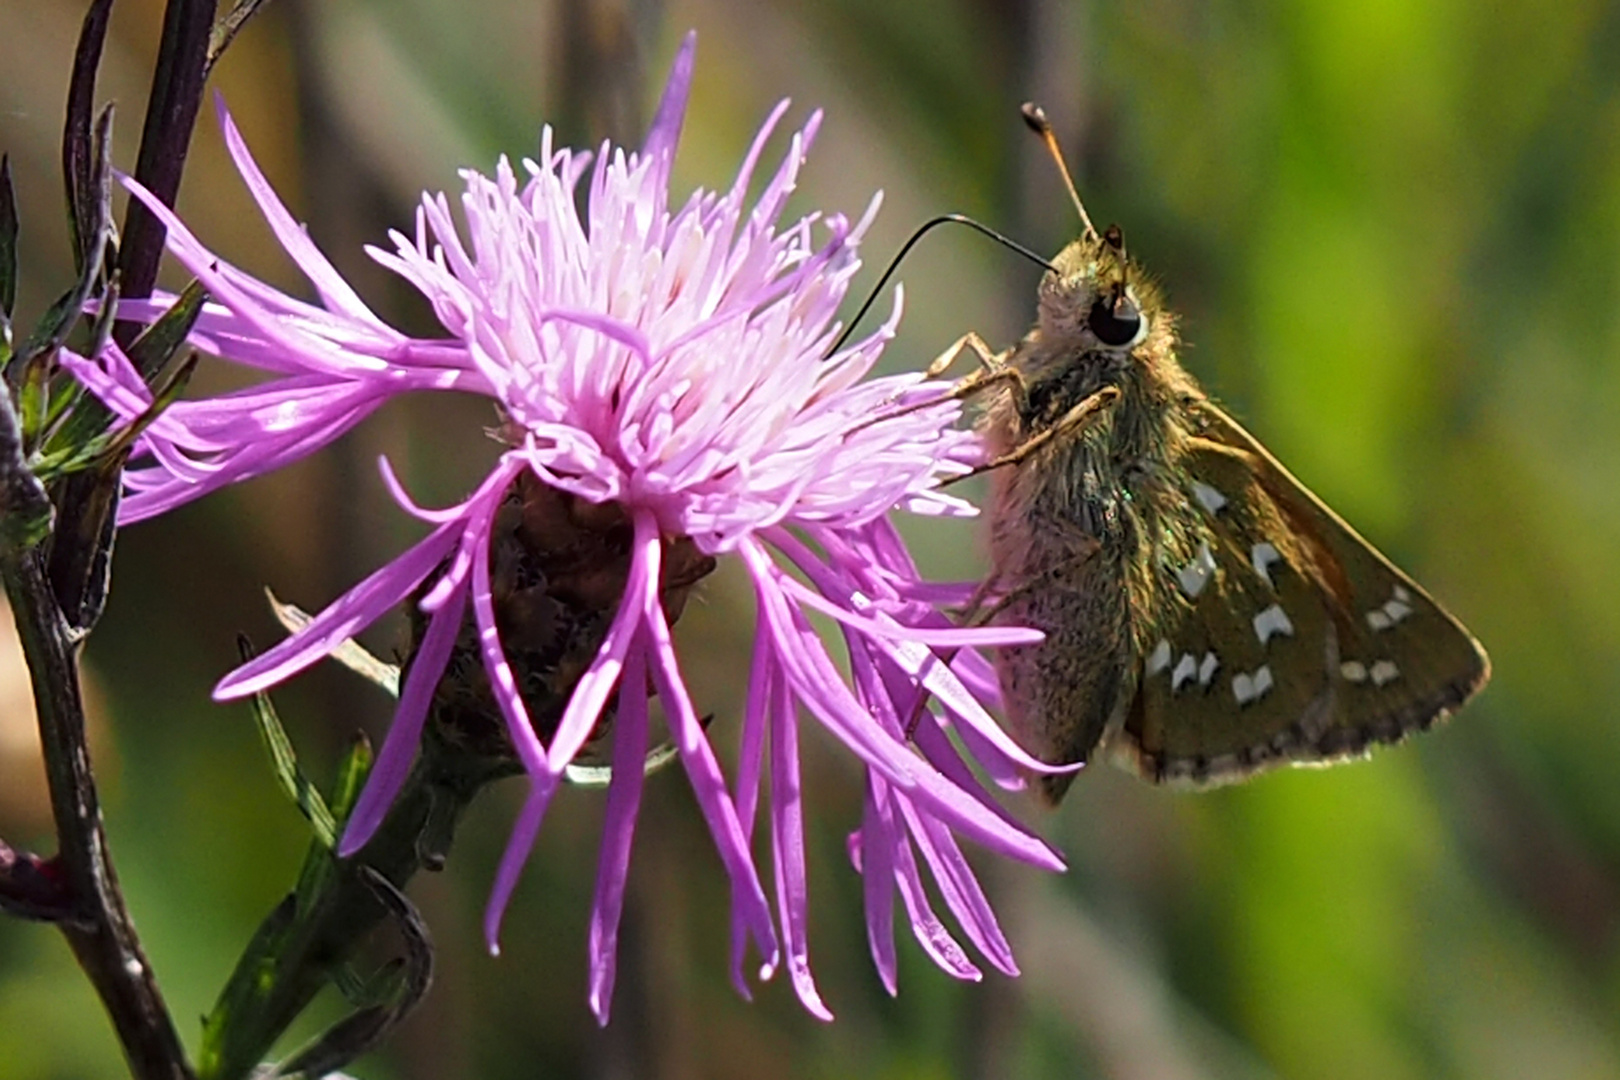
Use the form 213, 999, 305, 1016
1037, 224, 1167, 361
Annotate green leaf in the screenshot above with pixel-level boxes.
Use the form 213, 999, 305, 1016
239, 637, 337, 849
328, 733, 374, 828
270, 869, 433, 1080
31, 352, 199, 481
124, 278, 207, 380
196, 893, 297, 1077
44, 279, 205, 462
13, 105, 113, 375
62, 0, 113, 278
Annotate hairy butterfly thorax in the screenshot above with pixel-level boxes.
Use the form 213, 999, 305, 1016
969, 107, 1489, 803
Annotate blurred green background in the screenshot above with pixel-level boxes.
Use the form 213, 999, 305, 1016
2, 0, 1618, 1077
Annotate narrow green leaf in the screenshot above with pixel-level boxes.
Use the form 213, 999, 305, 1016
207, 0, 277, 77
14, 105, 114, 372
239, 636, 337, 849
272, 870, 433, 1080
328, 733, 374, 828
196, 892, 297, 1076
62, 0, 114, 277
124, 278, 206, 379
31, 353, 200, 480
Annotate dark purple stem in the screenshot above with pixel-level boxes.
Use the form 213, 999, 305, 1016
117, 0, 217, 328
1, 373, 191, 1077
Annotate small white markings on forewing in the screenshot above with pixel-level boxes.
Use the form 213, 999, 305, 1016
1232, 665, 1275, 706
1171, 653, 1198, 693
1253, 603, 1295, 645
1370, 660, 1400, 686
1198, 651, 1219, 686
1193, 482, 1228, 515
1147, 639, 1172, 676
1368, 585, 1415, 631
1176, 542, 1217, 599
1341, 660, 1368, 683
1251, 542, 1282, 588
1253, 665, 1274, 696
1232, 673, 1254, 703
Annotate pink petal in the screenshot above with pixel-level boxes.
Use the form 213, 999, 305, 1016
338, 581, 469, 855
586, 641, 650, 1025
215, 520, 463, 699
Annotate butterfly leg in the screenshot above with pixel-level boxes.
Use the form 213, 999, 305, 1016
926, 331, 1005, 378
846, 334, 1017, 440
939, 385, 1120, 489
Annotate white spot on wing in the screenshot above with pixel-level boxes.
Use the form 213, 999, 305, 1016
1171, 653, 1198, 693
1370, 660, 1400, 686
1253, 603, 1295, 646
1340, 660, 1368, 683
1232, 665, 1275, 707
1251, 542, 1281, 588
1369, 585, 1414, 630
1193, 482, 1228, 515
1146, 639, 1172, 676
1253, 665, 1274, 696
1176, 542, 1217, 599
1198, 651, 1219, 686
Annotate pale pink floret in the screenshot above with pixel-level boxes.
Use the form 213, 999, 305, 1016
69, 33, 1071, 1022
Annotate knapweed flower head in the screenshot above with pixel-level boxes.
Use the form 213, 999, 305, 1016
65, 34, 1069, 1021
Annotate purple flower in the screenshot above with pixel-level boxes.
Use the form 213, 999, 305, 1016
67, 34, 1069, 1022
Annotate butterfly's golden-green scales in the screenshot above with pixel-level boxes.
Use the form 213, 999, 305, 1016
960, 106, 1489, 802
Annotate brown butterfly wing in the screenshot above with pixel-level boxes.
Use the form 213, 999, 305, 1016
1105, 401, 1490, 787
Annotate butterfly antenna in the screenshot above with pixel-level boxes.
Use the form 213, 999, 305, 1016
1020, 103, 1098, 242
831, 213, 1056, 353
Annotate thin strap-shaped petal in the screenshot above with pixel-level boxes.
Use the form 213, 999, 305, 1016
774, 572, 1041, 648
338, 582, 469, 855
854, 777, 900, 995
118, 173, 386, 379
545, 524, 655, 773
642, 31, 695, 165
484, 773, 561, 954
769, 661, 831, 1019
640, 514, 780, 974
214, 94, 383, 325
760, 590, 1062, 869
890, 814, 980, 981
468, 492, 550, 779
765, 530, 1066, 778
899, 800, 1017, 976
729, 626, 774, 998
744, 548, 1056, 869
586, 640, 650, 1025
215, 520, 463, 699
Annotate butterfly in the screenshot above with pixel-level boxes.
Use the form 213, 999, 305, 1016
948, 107, 1489, 802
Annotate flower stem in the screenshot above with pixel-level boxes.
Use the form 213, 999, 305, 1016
198, 733, 511, 1080
1, 355, 192, 1077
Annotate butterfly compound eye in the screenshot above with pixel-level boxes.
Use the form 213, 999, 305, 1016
1087, 293, 1142, 347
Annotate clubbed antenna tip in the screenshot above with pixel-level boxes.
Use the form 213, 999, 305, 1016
1020, 102, 1098, 242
